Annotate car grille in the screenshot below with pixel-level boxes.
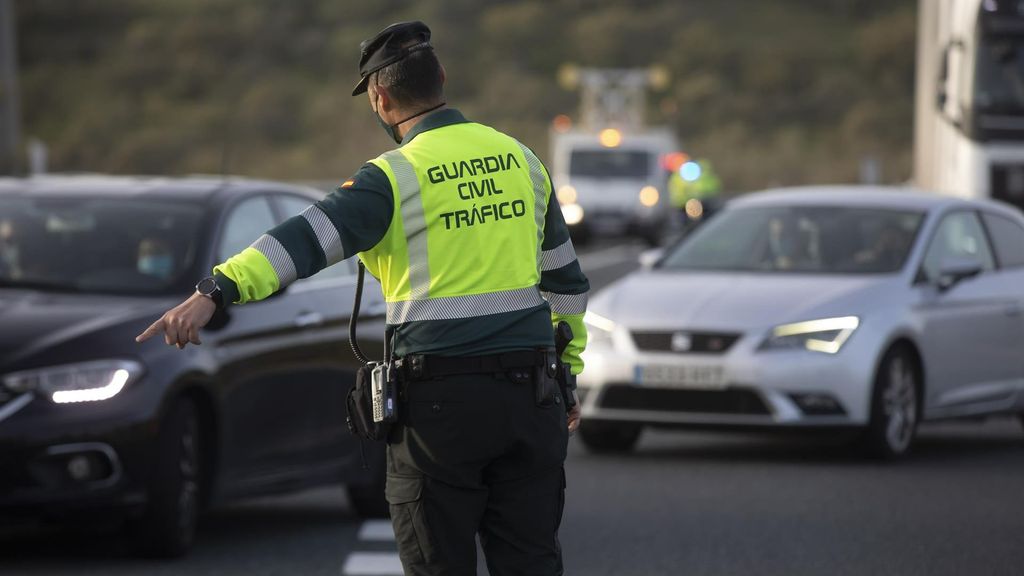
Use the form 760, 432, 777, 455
599, 384, 770, 415
631, 331, 741, 354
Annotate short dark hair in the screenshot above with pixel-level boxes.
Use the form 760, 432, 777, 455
373, 47, 444, 108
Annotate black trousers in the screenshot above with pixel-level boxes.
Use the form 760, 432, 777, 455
385, 371, 569, 576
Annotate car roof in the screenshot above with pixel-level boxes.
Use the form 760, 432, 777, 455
0, 174, 325, 202
729, 185, 1023, 218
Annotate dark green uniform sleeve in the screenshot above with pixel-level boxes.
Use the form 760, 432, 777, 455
537, 169, 590, 375
213, 163, 393, 304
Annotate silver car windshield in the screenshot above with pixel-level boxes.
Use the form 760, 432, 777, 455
660, 205, 925, 274
0, 196, 204, 294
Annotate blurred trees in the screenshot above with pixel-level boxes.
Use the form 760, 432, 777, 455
16, 0, 916, 191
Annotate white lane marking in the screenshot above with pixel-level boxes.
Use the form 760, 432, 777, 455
341, 552, 404, 575
357, 519, 396, 541
578, 244, 642, 272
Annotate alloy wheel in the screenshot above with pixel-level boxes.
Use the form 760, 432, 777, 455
882, 355, 918, 454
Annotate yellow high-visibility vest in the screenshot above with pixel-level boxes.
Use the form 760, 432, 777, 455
361, 121, 552, 324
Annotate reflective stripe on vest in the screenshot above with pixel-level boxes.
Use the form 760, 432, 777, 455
516, 141, 548, 269
387, 286, 545, 324
383, 149, 431, 299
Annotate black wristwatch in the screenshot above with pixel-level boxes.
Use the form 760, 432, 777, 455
195, 276, 224, 309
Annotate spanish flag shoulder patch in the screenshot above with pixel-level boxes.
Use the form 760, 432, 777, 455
340, 179, 355, 188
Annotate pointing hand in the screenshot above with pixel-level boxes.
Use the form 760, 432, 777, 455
136, 292, 217, 349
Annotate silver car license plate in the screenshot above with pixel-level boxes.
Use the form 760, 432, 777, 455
636, 364, 726, 389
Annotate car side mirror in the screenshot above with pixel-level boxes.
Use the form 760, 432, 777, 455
937, 257, 983, 292
638, 248, 664, 269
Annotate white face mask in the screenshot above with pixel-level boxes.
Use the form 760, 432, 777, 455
138, 254, 174, 279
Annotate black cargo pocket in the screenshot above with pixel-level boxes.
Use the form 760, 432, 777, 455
385, 475, 434, 566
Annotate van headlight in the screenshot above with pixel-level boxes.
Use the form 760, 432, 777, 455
2, 359, 144, 404
759, 316, 859, 354
584, 311, 616, 346
562, 203, 584, 225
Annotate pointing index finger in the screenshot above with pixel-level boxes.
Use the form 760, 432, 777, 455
135, 319, 165, 343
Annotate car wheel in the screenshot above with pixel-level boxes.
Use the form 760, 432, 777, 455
578, 421, 642, 453
131, 398, 202, 557
862, 345, 920, 459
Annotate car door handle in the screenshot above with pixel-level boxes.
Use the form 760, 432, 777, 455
294, 311, 325, 328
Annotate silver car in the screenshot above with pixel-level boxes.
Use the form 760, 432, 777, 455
578, 186, 1024, 458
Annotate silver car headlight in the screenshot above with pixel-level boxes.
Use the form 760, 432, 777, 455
760, 316, 859, 354
583, 311, 616, 346
2, 359, 144, 404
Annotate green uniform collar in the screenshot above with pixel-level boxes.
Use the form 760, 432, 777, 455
400, 108, 470, 145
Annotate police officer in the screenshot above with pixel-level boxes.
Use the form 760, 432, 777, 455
136, 21, 589, 576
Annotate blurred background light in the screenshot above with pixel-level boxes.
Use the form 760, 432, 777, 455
638, 185, 659, 207
681, 161, 702, 182
598, 128, 622, 148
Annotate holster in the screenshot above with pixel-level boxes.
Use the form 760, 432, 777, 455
345, 363, 393, 442
535, 350, 561, 408
557, 361, 577, 412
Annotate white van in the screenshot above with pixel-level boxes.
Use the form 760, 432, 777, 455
550, 128, 679, 245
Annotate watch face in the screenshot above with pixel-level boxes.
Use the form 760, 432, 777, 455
197, 277, 217, 295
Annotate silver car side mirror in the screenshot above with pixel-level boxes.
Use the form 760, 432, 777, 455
936, 257, 983, 292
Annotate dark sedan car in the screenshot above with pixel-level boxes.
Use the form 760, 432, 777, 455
0, 175, 387, 557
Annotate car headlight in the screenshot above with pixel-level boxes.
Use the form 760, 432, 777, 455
584, 311, 616, 345
759, 316, 859, 354
2, 359, 144, 404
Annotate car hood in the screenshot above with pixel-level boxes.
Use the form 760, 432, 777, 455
0, 289, 170, 369
594, 270, 902, 332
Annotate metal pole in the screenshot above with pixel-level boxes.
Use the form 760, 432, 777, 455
0, 0, 19, 175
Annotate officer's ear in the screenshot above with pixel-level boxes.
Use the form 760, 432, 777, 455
374, 85, 394, 115
439, 64, 447, 87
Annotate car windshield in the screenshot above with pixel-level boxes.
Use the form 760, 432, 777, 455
0, 195, 205, 294
659, 204, 925, 274
569, 150, 650, 178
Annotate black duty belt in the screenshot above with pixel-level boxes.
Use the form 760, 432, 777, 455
396, 350, 552, 381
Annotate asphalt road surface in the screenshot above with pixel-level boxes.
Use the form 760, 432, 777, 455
3, 238, 1024, 576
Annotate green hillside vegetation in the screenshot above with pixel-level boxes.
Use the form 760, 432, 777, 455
16, 0, 916, 191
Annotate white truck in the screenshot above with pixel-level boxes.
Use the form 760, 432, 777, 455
550, 67, 681, 244
915, 0, 1024, 211
550, 126, 678, 245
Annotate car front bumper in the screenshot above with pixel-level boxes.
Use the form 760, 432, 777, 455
578, 332, 877, 429
0, 391, 158, 515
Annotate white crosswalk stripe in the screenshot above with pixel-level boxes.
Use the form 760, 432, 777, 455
357, 520, 396, 542
341, 552, 404, 575
342, 521, 402, 575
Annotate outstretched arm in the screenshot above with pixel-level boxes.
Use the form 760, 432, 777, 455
137, 165, 394, 347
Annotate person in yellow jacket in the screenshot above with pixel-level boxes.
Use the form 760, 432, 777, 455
137, 20, 588, 576
668, 158, 721, 223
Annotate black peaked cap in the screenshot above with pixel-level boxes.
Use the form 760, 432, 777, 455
352, 21, 432, 96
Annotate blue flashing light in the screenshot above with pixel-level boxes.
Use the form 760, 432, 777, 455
680, 161, 702, 182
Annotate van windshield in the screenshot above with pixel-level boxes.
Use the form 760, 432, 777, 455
569, 150, 651, 179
